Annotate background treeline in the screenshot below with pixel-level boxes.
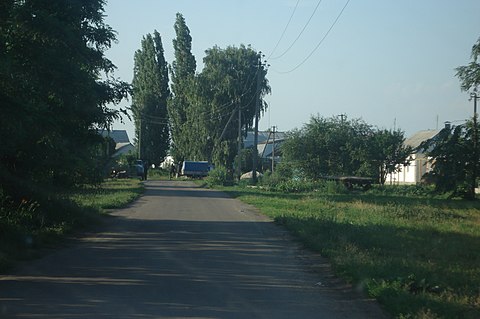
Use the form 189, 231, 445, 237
280, 115, 412, 184
131, 13, 270, 172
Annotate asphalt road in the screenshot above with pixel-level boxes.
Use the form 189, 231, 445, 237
0, 180, 387, 318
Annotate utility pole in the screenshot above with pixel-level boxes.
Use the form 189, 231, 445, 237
470, 92, 479, 199
252, 53, 268, 184
138, 118, 142, 159
252, 54, 262, 184
237, 101, 242, 181
271, 125, 276, 173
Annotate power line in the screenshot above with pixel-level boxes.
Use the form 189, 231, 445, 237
275, 0, 351, 74
270, 0, 324, 60
267, 0, 301, 59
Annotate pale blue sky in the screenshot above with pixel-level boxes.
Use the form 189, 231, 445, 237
104, 0, 480, 141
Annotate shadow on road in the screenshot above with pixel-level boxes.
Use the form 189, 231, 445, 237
0, 181, 386, 318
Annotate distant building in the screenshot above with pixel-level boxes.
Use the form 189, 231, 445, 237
244, 130, 287, 161
386, 129, 440, 184
99, 129, 135, 158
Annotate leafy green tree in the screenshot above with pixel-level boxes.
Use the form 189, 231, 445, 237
0, 0, 129, 200
455, 37, 480, 91
168, 13, 197, 161
193, 45, 270, 170
421, 123, 475, 197
370, 129, 413, 184
454, 36, 480, 199
282, 115, 411, 183
282, 116, 370, 179
131, 30, 170, 164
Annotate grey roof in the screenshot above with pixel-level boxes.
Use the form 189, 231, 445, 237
405, 130, 440, 150
100, 130, 130, 144
244, 130, 286, 148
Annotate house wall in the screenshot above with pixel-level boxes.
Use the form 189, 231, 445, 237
386, 153, 431, 185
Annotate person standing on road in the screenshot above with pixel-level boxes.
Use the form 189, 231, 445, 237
143, 161, 149, 181
169, 163, 176, 180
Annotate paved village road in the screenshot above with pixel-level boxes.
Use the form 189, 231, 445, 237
0, 180, 387, 318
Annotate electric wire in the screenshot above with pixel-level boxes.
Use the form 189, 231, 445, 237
270, 0, 324, 60
267, 0, 301, 59
274, 0, 351, 74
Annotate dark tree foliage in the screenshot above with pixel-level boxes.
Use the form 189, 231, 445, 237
282, 115, 411, 183
371, 129, 413, 185
168, 13, 197, 161
454, 36, 480, 199
0, 0, 129, 200
455, 37, 480, 92
421, 123, 477, 198
131, 31, 170, 164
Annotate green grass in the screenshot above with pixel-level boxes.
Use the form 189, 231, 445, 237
70, 178, 144, 211
223, 186, 480, 319
0, 178, 144, 272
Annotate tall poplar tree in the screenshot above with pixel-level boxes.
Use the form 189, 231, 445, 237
131, 31, 170, 164
168, 13, 197, 161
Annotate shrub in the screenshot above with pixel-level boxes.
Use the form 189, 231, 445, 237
206, 166, 228, 187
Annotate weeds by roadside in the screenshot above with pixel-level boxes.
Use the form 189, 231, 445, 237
0, 179, 143, 273
223, 183, 480, 319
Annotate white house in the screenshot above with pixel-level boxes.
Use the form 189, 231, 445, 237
100, 129, 135, 158
386, 129, 440, 185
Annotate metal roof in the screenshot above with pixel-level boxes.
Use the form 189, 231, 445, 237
405, 129, 440, 150
100, 130, 131, 144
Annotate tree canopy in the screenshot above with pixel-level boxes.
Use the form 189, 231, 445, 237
456, 37, 480, 92
0, 0, 129, 199
421, 122, 476, 198
131, 30, 170, 164
167, 13, 197, 161
195, 45, 270, 169
281, 115, 411, 183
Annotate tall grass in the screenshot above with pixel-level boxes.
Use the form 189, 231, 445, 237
225, 186, 480, 319
0, 178, 143, 272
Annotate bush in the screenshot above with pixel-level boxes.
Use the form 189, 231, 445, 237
322, 180, 349, 194
206, 166, 228, 187
367, 184, 435, 197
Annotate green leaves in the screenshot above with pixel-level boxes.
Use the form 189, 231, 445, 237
282, 115, 411, 183
1, 0, 129, 195
456, 37, 480, 92
421, 122, 478, 198
132, 31, 170, 163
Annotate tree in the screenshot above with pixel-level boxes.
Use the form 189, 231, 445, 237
282, 116, 370, 179
0, 0, 129, 200
455, 37, 480, 92
168, 13, 197, 161
131, 31, 170, 164
455, 36, 480, 199
281, 115, 411, 183
421, 123, 475, 197
193, 45, 270, 170
370, 129, 413, 185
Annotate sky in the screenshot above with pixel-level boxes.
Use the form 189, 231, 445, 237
104, 0, 480, 142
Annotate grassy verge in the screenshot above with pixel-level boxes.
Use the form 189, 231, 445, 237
223, 186, 480, 319
70, 178, 144, 211
0, 178, 143, 272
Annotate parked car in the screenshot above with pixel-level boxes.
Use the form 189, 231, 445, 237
135, 160, 145, 179
181, 161, 212, 178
